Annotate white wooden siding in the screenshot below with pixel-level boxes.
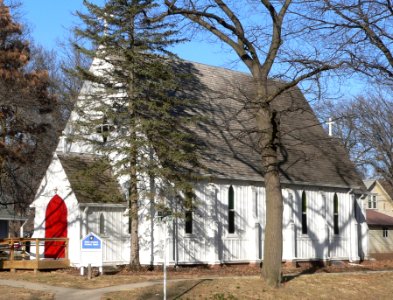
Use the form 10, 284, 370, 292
86, 206, 129, 264
31, 179, 358, 266
143, 182, 358, 265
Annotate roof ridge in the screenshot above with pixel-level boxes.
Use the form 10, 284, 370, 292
177, 59, 289, 86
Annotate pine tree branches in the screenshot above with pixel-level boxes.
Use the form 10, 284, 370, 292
72, 0, 202, 268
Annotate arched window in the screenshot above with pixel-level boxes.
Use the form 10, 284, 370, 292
181, 188, 194, 235
185, 210, 193, 234
99, 213, 105, 235
185, 192, 193, 235
333, 193, 339, 235
253, 188, 259, 218
228, 185, 235, 234
301, 191, 307, 234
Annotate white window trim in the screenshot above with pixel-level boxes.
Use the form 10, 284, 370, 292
368, 194, 377, 209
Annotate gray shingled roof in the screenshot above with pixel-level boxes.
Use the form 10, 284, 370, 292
180, 61, 365, 189
64, 60, 364, 196
57, 153, 124, 204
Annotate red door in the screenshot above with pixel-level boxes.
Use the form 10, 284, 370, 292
45, 195, 67, 258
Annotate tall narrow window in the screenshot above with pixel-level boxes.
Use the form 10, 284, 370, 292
333, 193, 339, 235
383, 228, 388, 238
228, 185, 235, 234
185, 211, 193, 234
99, 213, 105, 235
184, 189, 194, 234
301, 191, 307, 234
254, 188, 259, 218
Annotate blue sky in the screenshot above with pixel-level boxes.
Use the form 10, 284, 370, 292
22, 0, 85, 50
19, 0, 364, 100
21, 0, 240, 70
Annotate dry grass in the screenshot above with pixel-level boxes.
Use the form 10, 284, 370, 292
0, 269, 162, 289
105, 272, 393, 300
0, 264, 260, 289
103, 280, 205, 300
0, 285, 53, 300
0, 260, 393, 298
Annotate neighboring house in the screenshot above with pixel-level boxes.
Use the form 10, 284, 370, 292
33, 60, 367, 267
364, 180, 393, 255
364, 180, 393, 216
366, 210, 393, 254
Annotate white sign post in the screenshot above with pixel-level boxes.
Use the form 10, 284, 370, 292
80, 232, 103, 276
160, 215, 172, 300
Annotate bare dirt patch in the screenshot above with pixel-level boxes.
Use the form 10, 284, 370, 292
0, 285, 54, 300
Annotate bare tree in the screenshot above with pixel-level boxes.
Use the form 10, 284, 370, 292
316, 90, 393, 186
0, 1, 59, 211
161, 0, 342, 286
301, 0, 393, 86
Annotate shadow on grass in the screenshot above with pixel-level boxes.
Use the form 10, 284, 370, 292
173, 279, 213, 299
282, 261, 329, 283
135, 279, 213, 300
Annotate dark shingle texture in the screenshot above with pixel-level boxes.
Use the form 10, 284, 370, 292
181, 62, 364, 189
57, 153, 124, 203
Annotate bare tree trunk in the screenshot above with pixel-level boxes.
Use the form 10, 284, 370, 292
256, 86, 283, 286
262, 169, 283, 286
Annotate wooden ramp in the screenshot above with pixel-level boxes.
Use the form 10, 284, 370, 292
0, 238, 70, 272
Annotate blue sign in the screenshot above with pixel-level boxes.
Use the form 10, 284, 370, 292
82, 233, 102, 250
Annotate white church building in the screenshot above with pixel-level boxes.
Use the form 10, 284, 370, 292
32, 60, 368, 267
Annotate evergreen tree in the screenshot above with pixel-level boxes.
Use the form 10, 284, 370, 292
0, 0, 57, 209
73, 0, 200, 269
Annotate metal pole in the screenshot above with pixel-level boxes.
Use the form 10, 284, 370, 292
163, 220, 167, 300
88, 263, 92, 280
